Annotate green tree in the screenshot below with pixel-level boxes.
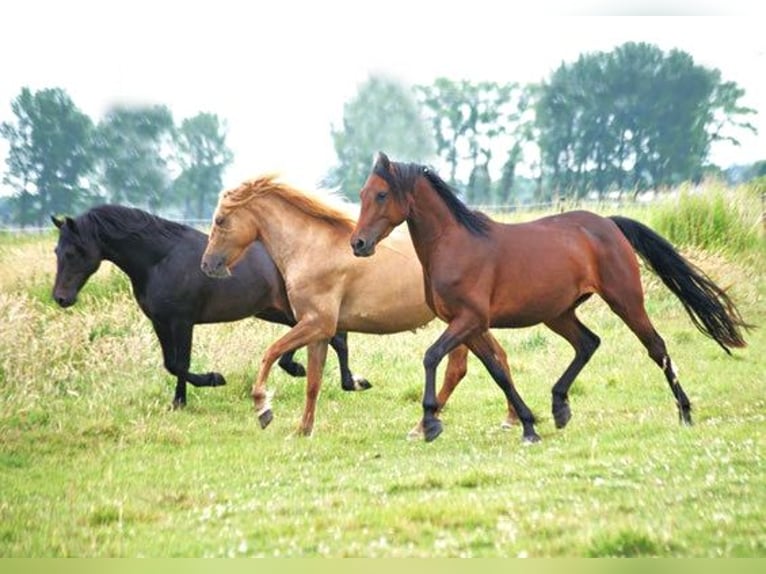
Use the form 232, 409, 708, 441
325, 75, 434, 201
172, 112, 233, 219
0, 87, 96, 225
416, 78, 531, 204
536, 42, 757, 199
95, 104, 174, 213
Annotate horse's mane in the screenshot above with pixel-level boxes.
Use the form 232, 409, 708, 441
373, 159, 491, 237
76, 204, 189, 244
220, 175, 356, 230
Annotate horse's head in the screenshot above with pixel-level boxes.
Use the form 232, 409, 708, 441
51, 215, 101, 307
201, 186, 259, 278
351, 152, 411, 257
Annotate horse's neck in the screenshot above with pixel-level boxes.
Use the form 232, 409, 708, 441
248, 198, 340, 277
405, 180, 457, 266
98, 228, 174, 281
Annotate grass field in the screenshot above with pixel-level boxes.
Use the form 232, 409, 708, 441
0, 194, 764, 557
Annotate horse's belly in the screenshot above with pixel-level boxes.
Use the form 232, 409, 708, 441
337, 303, 435, 334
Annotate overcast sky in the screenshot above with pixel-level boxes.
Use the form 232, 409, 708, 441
1, 1, 763, 194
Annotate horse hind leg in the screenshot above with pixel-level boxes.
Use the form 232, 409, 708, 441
544, 311, 601, 429
606, 297, 692, 425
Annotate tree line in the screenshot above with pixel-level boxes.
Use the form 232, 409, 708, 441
1, 41, 762, 226
0, 89, 232, 226
326, 42, 761, 204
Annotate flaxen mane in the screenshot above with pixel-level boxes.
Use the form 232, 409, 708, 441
220, 175, 356, 230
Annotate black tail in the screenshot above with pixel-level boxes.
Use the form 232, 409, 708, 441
609, 215, 751, 354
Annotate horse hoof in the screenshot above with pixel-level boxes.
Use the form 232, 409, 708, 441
679, 411, 693, 426
172, 399, 186, 410
282, 364, 306, 377
423, 419, 443, 442
553, 404, 572, 429
211, 373, 226, 387
354, 377, 372, 391
342, 376, 372, 391
523, 432, 541, 444
258, 409, 274, 429
500, 416, 517, 429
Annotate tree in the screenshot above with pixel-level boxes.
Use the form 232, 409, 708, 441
0, 87, 96, 225
95, 104, 174, 213
535, 42, 757, 199
416, 78, 532, 204
325, 75, 434, 201
172, 112, 233, 219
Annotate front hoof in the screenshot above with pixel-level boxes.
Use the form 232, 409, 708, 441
679, 409, 693, 426
258, 409, 274, 429
342, 375, 372, 391
210, 372, 227, 387
284, 364, 307, 378
172, 398, 186, 410
523, 432, 541, 444
353, 376, 372, 391
423, 418, 443, 442
500, 416, 517, 429
553, 403, 572, 429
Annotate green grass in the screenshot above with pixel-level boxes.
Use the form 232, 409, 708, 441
1, 196, 764, 557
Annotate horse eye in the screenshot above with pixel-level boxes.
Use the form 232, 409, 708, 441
375, 191, 388, 203
215, 216, 225, 227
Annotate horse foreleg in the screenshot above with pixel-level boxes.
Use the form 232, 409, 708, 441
467, 330, 540, 443
299, 339, 330, 436
277, 349, 306, 377
421, 319, 485, 442
329, 331, 371, 392
485, 333, 520, 428
408, 344, 468, 439
252, 320, 334, 430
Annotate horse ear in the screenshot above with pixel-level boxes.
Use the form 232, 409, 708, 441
51, 214, 77, 233
375, 151, 391, 172
65, 216, 78, 234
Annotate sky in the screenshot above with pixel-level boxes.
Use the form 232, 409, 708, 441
1, 1, 764, 195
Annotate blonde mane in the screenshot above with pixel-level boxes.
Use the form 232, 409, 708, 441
219, 175, 356, 230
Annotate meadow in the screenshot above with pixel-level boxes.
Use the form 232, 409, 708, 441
0, 183, 764, 557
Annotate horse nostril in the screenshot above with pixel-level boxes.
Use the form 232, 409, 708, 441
352, 238, 365, 251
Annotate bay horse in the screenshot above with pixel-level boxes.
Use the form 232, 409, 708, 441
200, 176, 513, 437
52, 204, 367, 409
350, 152, 750, 443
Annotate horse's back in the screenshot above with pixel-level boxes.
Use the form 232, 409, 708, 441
485, 211, 639, 326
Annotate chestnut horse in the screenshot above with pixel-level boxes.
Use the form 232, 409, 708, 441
350, 152, 749, 443
200, 176, 514, 436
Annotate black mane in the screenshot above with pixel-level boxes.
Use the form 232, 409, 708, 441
75, 204, 190, 245
374, 160, 491, 237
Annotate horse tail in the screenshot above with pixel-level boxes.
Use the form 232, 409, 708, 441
608, 215, 751, 354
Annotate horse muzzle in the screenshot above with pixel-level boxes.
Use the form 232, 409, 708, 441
350, 236, 376, 257
53, 292, 76, 308
200, 254, 232, 278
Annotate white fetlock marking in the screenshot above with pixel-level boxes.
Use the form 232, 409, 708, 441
256, 391, 273, 416
352, 375, 365, 390
664, 356, 680, 381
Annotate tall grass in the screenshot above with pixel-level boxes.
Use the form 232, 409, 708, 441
649, 180, 763, 256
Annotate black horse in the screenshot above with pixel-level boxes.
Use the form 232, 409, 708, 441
52, 204, 369, 408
